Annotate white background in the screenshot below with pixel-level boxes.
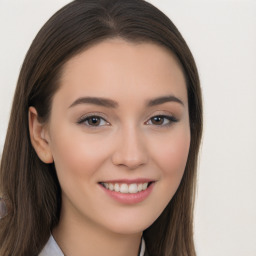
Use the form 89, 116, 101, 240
0, 1, 255, 255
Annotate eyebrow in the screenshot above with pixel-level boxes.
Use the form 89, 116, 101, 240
69, 95, 184, 109
147, 95, 184, 107
69, 96, 118, 108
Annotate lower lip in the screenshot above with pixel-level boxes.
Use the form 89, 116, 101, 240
99, 183, 155, 204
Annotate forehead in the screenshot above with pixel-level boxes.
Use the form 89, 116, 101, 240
56, 38, 187, 107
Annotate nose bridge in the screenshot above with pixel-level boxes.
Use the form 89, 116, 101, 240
111, 123, 148, 169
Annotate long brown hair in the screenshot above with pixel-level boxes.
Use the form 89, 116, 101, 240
0, 0, 203, 255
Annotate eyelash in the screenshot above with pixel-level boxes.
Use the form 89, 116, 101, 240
77, 113, 178, 128
77, 114, 109, 127
146, 115, 178, 127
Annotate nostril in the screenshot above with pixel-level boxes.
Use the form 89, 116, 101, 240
111, 151, 148, 169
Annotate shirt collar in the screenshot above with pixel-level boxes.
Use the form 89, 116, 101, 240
39, 235, 146, 256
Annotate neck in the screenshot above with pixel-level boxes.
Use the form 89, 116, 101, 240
52, 205, 143, 256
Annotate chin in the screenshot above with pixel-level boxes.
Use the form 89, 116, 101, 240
99, 208, 161, 235
106, 222, 148, 236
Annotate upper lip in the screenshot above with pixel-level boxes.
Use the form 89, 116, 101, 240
99, 178, 155, 184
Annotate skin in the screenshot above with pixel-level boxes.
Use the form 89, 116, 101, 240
29, 38, 190, 256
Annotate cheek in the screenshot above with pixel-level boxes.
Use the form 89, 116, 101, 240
139, 127, 190, 225
49, 127, 111, 181
151, 127, 190, 179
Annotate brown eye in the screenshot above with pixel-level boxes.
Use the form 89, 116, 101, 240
78, 115, 109, 127
147, 115, 178, 127
151, 116, 165, 125
87, 117, 101, 126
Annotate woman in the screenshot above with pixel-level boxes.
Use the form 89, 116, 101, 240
0, 0, 203, 255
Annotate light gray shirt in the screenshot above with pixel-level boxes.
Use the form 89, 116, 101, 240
39, 235, 146, 256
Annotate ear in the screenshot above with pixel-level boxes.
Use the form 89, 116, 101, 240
28, 106, 53, 163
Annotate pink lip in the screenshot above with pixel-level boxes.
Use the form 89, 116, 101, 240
99, 181, 155, 205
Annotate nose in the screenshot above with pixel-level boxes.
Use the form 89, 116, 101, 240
111, 126, 148, 170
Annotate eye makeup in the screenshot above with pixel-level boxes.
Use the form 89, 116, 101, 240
77, 112, 179, 129
77, 113, 110, 127
145, 115, 178, 127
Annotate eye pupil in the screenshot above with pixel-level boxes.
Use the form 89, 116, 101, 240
152, 116, 164, 125
88, 117, 100, 126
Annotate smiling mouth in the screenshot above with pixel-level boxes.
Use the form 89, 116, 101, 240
99, 182, 154, 194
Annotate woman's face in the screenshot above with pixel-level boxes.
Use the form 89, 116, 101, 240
43, 38, 190, 234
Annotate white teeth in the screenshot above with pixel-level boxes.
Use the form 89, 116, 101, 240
102, 182, 150, 193
142, 183, 148, 190
114, 183, 120, 192
138, 184, 143, 192
120, 184, 129, 193
128, 184, 138, 193
108, 183, 114, 191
